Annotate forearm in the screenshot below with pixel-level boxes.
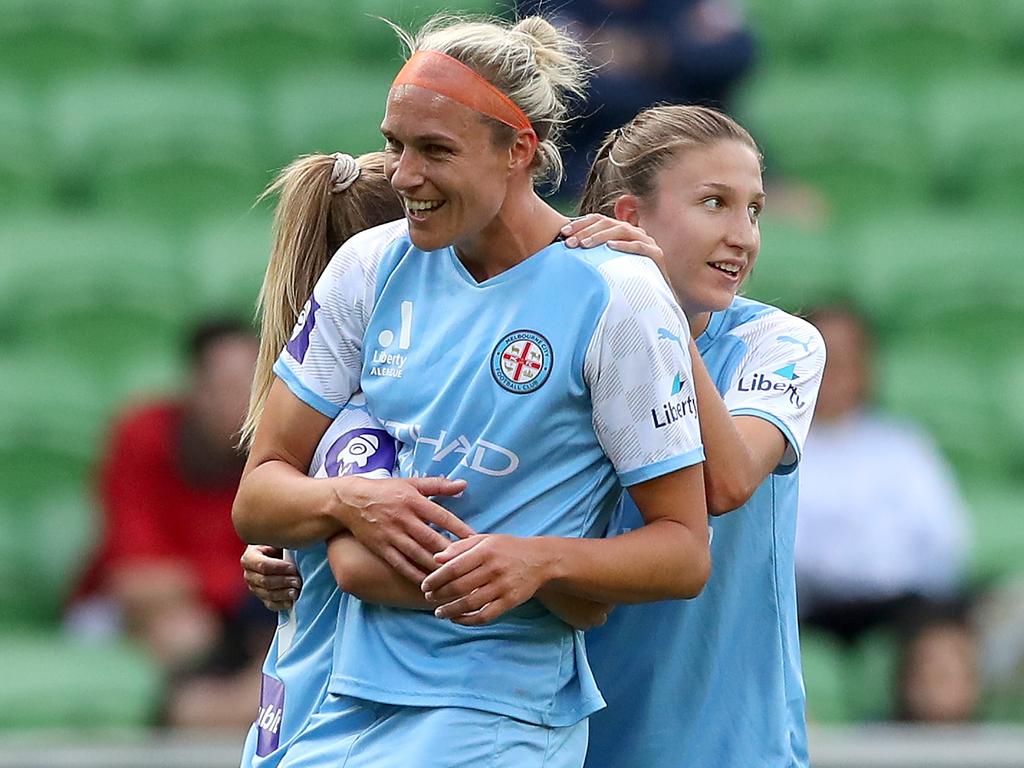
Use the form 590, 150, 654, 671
690, 343, 770, 514
232, 459, 349, 549
325, 536, 604, 623
327, 534, 433, 611
535, 589, 611, 631
539, 519, 709, 603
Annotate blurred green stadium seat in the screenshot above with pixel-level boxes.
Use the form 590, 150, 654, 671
737, 72, 926, 216
0, 361, 100, 627
48, 72, 267, 220
135, 0, 385, 76
800, 628, 900, 724
742, 217, 851, 313
0, 491, 98, 627
345, 0, 501, 63
267, 69, 398, 166
846, 629, 899, 720
187, 214, 274, 319
800, 629, 853, 723
821, 0, 998, 76
0, 630, 162, 728
0, 83, 52, 211
964, 479, 1024, 585
0, 386, 99, 509
875, 333, 1010, 476
849, 212, 1024, 323
745, 0, 831, 66
924, 75, 1024, 206
1004, 352, 1024, 466
0, 353, 107, 580
992, 0, 1024, 63
0, 0, 130, 81
749, 0, 1003, 73
356, 0, 500, 26
0, 216, 190, 383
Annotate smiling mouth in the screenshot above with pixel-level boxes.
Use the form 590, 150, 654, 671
709, 261, 742, 277
404, 198, 446, 219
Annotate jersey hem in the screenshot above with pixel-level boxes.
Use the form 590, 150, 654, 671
327, 676, 603, 727
273, 359, 343, 419
619, 445, 705, 487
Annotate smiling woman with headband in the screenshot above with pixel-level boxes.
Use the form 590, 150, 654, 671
233, 13, 710, 768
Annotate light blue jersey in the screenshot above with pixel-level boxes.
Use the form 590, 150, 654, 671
585, 297, 825, 768
274, 220, 704, 728
239, 395, 396, 768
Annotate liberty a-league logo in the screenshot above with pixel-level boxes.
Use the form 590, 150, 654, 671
738, 363, 806, 408
651, 370, 697, 429
490, 330, 553, 394
256, 674, 285, 756
325, 427, 397, 478
369, 300, 414, 379
652, 327, 697, 428
286, 295, 320, 363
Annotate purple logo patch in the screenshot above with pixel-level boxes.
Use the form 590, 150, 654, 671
256, 674, 285, 756
325, 428, 397, 478
286, 295, 320, 363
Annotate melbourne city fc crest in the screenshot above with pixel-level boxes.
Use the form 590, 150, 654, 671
490, 330, 553, 394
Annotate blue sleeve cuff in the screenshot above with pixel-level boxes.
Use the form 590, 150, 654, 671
619, 445, 706, 487
730, 408, 800, 475
273, 358, 343, 419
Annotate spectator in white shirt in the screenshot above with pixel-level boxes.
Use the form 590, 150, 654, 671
795, 304, 971, 644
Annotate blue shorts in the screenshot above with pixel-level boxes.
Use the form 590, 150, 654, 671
278, 694, 588, 768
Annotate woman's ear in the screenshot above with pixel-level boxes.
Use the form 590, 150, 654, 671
613, 195, 641, 227
508, 129, 539, 174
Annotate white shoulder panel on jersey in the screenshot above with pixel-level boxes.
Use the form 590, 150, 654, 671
274, 220, 409, 416
584, 256, 704, 487
724, 310, 826, 469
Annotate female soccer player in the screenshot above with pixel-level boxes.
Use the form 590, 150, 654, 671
233, 14, 709, 768
569, 105, 825, 768
237, 151, 407, 768
239, 151, 613, 768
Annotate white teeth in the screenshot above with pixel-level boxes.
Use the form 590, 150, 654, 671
405, 199, 443, 212
711, 262, 740, 275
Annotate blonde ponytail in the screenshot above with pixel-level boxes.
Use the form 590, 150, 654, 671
240, 152, 404, 449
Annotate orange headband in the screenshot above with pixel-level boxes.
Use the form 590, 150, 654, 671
391, 50, 534, 133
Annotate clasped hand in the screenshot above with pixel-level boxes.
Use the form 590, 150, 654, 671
339, 475, 472, 583
421, 534, 550, 627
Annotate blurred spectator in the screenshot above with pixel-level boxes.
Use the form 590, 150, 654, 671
795, 304, 972, 644
895, 601, 981, 723
515, 0, 757, 196
67, 318, 271, 727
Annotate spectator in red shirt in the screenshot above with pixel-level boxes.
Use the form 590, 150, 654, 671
69, 319, 268, 724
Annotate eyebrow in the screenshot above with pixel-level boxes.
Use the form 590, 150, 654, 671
698, 182, 766, 200
380, 126, 456, 145
416, 133, 457, 144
